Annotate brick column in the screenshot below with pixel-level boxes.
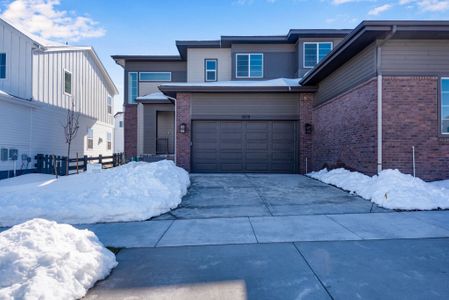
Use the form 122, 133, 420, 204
176, 93, 192, 172
124, 105, 137, 159
299, 93, 313, 174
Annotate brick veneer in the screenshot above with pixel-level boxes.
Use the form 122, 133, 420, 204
382, 76, 449, 180
299, 93, 313, 174
175, 93, 192, 171
312, 78, 378, 175
124, 105, 137, 159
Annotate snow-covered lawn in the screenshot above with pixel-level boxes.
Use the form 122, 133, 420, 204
0, 219, 117, 300
0, 160, 190, 227
308, 168, 449, 210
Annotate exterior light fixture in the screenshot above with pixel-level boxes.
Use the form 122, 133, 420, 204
179, 123, 187, 134
305, 123, 313, 135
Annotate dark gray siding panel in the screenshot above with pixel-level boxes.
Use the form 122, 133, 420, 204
191, 93, 300, 120
143, 103, 175, 154
315, 42, 377, 106
381, 39, 449, 76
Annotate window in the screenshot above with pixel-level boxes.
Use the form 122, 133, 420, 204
303, 42, 333, 68
107, 96, 112, 114
128, 72, 138, 104
107, 132, 112, 150
139, 72, 171, 81
0, 53, 6, 79
205, 59, 217, 81
441, 78, 449, 134
236, 53, 263, 78
87, 128, 94, 149
64, 70, 72, 95
119, 121, 123, 128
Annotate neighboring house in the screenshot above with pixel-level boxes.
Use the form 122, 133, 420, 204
113, 20, 449, 181
114, 112, 124, 153
0, 18, 118, 178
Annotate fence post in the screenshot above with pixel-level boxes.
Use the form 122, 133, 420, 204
99, 154, 102, 167
113, 153, 117, 167
61, 157, 68, 176
83, 155, 88, 172
44, 155, 49, 174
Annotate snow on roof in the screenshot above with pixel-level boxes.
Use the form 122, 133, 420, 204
0, 90, 38, 107
136, 92, 173, 101
160, 78, 301, 88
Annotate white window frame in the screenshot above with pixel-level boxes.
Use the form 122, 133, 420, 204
0, 53, 6, 80
235, 53, 264, 79
87, 128, 94, 150
303, 42, 333, 69
139, 72, 172, 82
107, 95, 112, 115
205, 59, 218, 82
64, 69, 72, 96
441, 77, 449, 135
106, 132, 112, 150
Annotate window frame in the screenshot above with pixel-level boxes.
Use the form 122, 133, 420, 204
106, 132, 112, 150
235, 53, 264, 79
139, 72, 172, 82
303, 42, 333, 69
128, 72, 138, 104
107, 95, 112, 115
440, 77, 449, 136
204, 58, 218, 82
64, 69, 72, 96
0, 53, 6, 79
87, 128, 94, 150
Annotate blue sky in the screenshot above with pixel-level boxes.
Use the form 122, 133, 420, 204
1, 0, 449, 112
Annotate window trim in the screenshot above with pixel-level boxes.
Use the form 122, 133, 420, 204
64, 69, 72, 96
440, 77, 449, 136
303, 42, 333, 69
0, 53, 6, 80
204, 58, 218, 82
128, 72, 138, 104
87, 128, 94, 150
107, 95, 113, 115
139, 72, 172, 82
106, 132, 112, 150
235, 53, 264, 79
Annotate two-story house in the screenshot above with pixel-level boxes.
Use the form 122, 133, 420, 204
113, 20, 449, 181
0, 18, 118, 178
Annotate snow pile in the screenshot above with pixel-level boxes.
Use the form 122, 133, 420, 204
308, 168, 449, 210
0, 219, 117, 300
0, 160, 190, 226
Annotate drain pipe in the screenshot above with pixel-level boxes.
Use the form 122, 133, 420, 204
376, 25, 397, 174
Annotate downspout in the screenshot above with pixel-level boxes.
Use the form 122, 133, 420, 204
376, 25, 397, 174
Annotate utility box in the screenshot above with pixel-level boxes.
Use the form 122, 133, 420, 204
9, 149, 18, 161
0, 148, 7, 161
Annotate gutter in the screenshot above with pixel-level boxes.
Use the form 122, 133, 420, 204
376, 25, 397, 174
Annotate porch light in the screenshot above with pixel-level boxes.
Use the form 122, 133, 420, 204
179, 123, 187, 134
305, 123, 313, 134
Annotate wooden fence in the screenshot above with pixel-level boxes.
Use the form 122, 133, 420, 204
35, 153, 124, 176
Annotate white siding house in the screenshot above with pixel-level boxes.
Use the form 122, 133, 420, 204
114, 112, 124, 153
0, 18, 118, 177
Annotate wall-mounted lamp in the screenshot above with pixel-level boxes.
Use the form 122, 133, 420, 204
179, 123, 187, 134
305, 123, 313, 135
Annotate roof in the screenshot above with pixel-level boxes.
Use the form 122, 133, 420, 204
136, 92, 174, 103
0, 90, 39, 107
0, 17, 118, 96
159, 78, 316, 94
111, 55, 183, 68
301, 20, 449, 86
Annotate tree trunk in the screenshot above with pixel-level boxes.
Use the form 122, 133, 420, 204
66, 142, 71, 175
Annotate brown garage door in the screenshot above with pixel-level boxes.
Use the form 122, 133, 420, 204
192, 120, 298, 173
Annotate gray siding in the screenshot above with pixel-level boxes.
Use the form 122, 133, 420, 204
315, 42, 377, 106
143, 103, 175, 154
381, 39, 449, 76
191, 93, 300, 120
296, 37, 344, 78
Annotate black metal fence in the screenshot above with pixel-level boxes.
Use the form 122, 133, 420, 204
35, 153, 125, 176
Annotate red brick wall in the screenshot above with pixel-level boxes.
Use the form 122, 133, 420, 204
124, 105, 137, 159
312, 78, 378, 175
382, 76, 449, 181
176, 93, 192, 171
299, 93, 313, 174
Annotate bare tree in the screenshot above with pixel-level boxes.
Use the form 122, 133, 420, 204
63, 98, 80, 175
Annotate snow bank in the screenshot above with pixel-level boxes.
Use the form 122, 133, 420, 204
308, 168, 449, 210
0, 160, 190, 226
0, 219, 117, 300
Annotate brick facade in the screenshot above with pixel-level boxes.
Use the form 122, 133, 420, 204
299, 93, 313, 174
312, 78, 378, 175
124, 105, 137, 159
175, 93, 192, 171
382, 76, 449, 181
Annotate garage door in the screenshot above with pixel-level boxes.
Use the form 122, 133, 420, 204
192, 120, 298, 173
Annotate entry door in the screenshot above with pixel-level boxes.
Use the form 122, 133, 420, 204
192, 120, 297, 173
156, 111, 175, 154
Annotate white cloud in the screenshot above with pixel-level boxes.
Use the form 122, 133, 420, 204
1, 0, 105, 42
398, 0, 449, 11
368, 3, 393, 15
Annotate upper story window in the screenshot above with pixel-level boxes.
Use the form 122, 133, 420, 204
205, 59, 217, 82
303, 42, 333, 68
139, 72, 171, 82
236, 53, 263, 78
128, 72, 138, 104
87, 128, 94, 149
119, 121, 123, 128
107, 132, 112, 150
0, 53, 6, 79
64, 70, 72, 95
441, 78, 449, 134
107, 96, 112, 114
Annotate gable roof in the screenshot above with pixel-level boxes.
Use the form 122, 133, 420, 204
0, 17, 118, 95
